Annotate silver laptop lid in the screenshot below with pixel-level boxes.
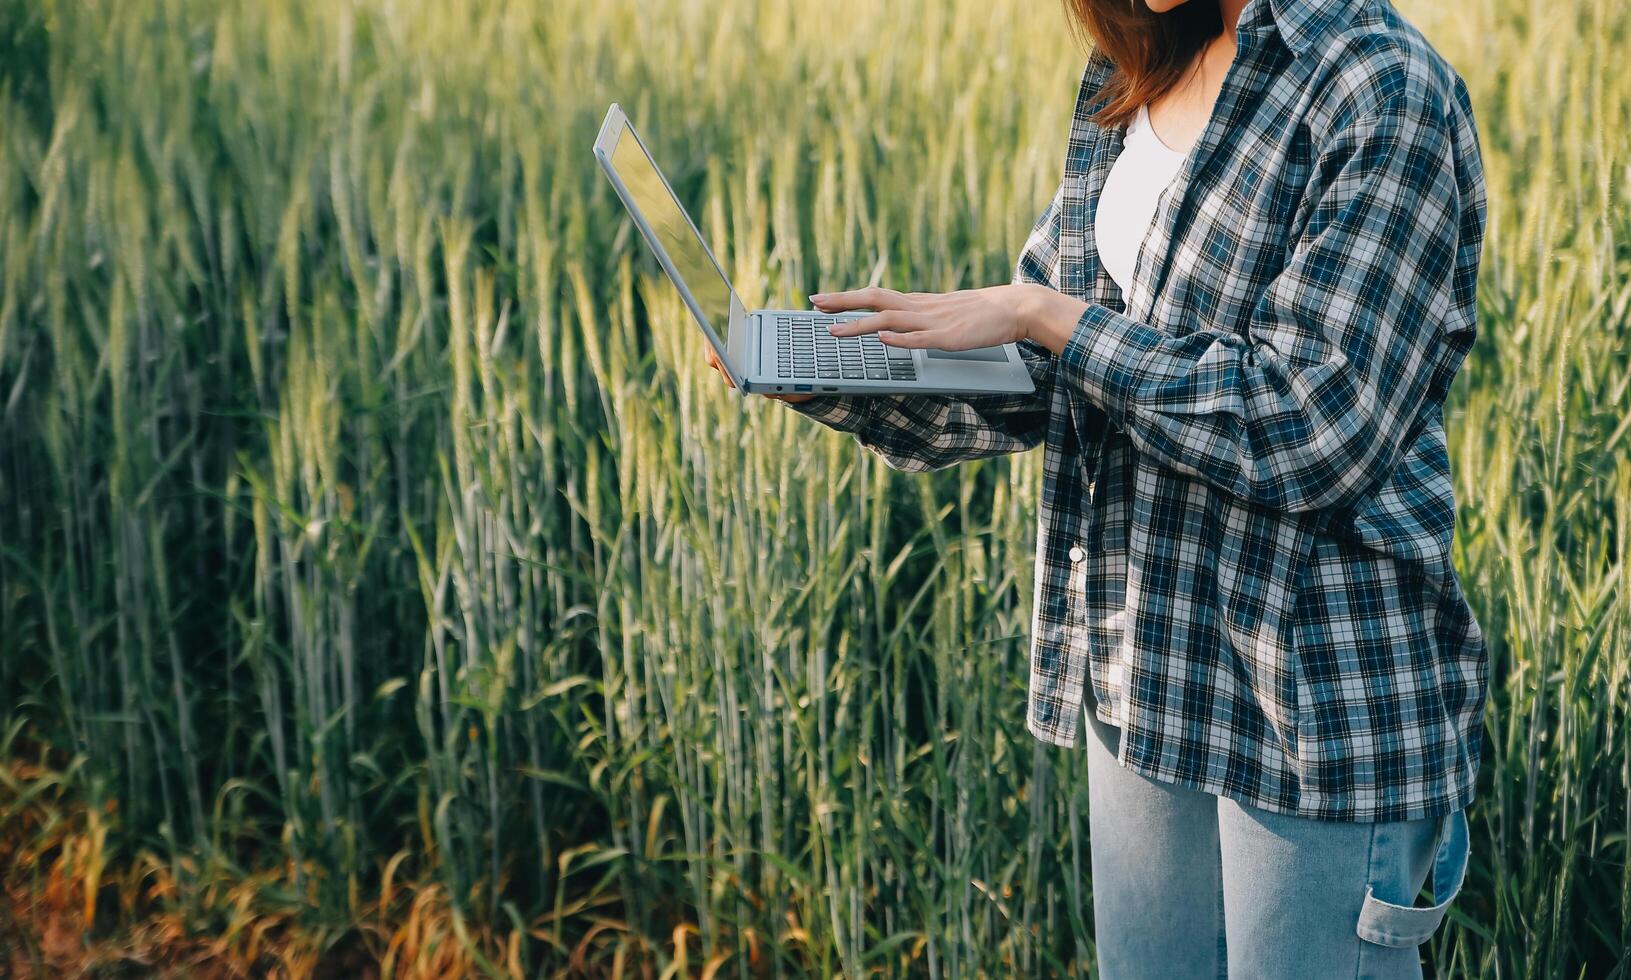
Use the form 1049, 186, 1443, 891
592, 104, 750, 389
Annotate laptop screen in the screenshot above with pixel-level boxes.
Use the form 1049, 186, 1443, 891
608, 125, 735, 341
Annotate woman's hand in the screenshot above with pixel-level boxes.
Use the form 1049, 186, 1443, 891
703, 345, 816, 403
701, 282, 1091, 399
815, 283, 1088, 356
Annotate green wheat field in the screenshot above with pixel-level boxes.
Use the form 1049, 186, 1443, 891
1, 0, 1627, 975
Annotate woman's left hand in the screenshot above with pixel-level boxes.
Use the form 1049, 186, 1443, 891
812, 283, 1085, 355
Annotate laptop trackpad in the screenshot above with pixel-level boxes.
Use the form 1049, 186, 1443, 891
924, 346, 1009, 363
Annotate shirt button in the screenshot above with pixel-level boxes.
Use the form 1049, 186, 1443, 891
1068, 545, 1085, 563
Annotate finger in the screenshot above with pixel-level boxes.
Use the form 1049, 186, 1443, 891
830, 310, 935, 336
810, 286, 908, 312
704, 346, 735, 387
878, 328, 959, 350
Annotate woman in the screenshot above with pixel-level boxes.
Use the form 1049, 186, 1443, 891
709, 0, 1487, 974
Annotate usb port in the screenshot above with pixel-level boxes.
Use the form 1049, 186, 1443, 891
794, 384, 812, 392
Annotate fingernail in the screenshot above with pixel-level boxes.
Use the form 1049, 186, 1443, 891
827, 323, 844, 335
809, 293, 827, 302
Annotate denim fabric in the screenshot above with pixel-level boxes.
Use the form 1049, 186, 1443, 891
1082, 703, 1468, 979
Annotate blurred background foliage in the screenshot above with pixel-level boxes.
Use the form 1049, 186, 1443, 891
0, 0, 1627, 975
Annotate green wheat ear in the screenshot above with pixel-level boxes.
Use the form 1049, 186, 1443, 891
0, 0, 1627, 974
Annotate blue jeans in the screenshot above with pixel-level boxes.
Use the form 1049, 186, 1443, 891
1082, 704, 1470, 979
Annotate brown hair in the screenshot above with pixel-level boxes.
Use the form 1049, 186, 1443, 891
1061, 0, 1224, 129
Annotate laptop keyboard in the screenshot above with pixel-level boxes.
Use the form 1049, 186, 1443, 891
775, 315, 917, 382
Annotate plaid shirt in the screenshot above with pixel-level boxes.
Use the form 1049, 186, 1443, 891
791, 0, 1489, 822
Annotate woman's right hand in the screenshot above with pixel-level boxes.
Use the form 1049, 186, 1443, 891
704, 346, 816, 403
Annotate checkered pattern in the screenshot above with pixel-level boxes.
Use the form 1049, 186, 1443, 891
790, 0, 1488, 823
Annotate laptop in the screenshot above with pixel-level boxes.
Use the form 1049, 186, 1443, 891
592, 103, 1035, 397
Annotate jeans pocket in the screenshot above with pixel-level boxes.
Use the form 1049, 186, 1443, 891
1355, 807, 1470, 948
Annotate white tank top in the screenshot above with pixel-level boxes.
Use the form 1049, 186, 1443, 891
1094, 103, 1191, 295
